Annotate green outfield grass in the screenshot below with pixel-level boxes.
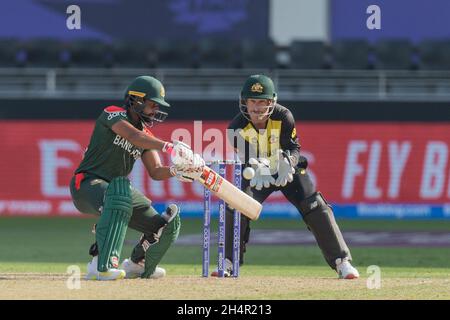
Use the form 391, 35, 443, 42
0, 217, 449, 299
1, 217, 450, 268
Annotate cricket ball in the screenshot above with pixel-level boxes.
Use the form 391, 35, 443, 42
243, 167, 256, 180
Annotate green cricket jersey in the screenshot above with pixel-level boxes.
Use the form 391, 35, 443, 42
75, 106, 151, 181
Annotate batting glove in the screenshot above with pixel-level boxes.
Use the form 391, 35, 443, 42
168, 140, 194, 165
170, 153, 205, 182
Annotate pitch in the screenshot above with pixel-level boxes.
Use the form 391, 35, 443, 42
0, 217, 449, 300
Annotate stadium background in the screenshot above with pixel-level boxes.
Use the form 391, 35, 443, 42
0, 0, 449, 220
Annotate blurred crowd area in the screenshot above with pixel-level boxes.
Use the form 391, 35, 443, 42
2, 0, 450, 102
3, 0, 450, 71
1, 38, 450, 70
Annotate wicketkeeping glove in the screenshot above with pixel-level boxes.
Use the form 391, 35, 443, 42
248, 157, 275, 190
274, 150, 295, 187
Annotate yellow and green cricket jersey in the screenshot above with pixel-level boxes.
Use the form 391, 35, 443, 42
227, 104, 301, 171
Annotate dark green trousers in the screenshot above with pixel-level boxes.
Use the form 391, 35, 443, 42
70, 173, 167, 234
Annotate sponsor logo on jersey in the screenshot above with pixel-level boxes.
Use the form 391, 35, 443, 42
104, 106, 127, 120
113, 135, 142, 160
106, 110, 127, 121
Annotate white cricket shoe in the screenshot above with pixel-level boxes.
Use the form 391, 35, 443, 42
121, 258, 166, 279
336, 257, 360, 279
149, 266, 166, 279
85, 256, 126, 281
210, 258, 233, 277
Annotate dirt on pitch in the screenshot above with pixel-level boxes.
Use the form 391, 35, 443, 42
0, 273, 449, 300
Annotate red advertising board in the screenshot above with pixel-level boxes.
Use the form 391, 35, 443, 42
0, 120, 449, 217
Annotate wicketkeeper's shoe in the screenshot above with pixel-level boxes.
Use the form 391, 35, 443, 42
85, 256, 126, 281
210, 258, 233, 277
121, 258, 166, 279
336, 257, 360, 279
161, 204, 180, 224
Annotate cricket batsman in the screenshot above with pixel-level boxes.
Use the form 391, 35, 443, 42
219, 74, 359, 279
70, 75, 205, 280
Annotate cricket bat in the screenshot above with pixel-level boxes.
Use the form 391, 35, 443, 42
198, 166, 262, 221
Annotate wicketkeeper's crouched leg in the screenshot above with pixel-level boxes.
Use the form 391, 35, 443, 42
298, 192, 351, 270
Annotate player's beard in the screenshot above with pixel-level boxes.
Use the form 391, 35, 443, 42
127, 97, 168, 128
138, 110, 168, 128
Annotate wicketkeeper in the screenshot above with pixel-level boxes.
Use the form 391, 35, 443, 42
218, 74, 359, 279
70, 76, 205, 280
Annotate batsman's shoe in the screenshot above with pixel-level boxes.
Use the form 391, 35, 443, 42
149, 266, 166, 279
85, 256, 126, 281
121, 258, 166, 279
161, 204, 180, 224
121, 258, 144, 279
336, 257, 360, 279
210, 258, 233, 277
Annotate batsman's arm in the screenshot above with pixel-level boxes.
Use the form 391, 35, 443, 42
112, 120, 172, 152
141, 150, 174, 180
